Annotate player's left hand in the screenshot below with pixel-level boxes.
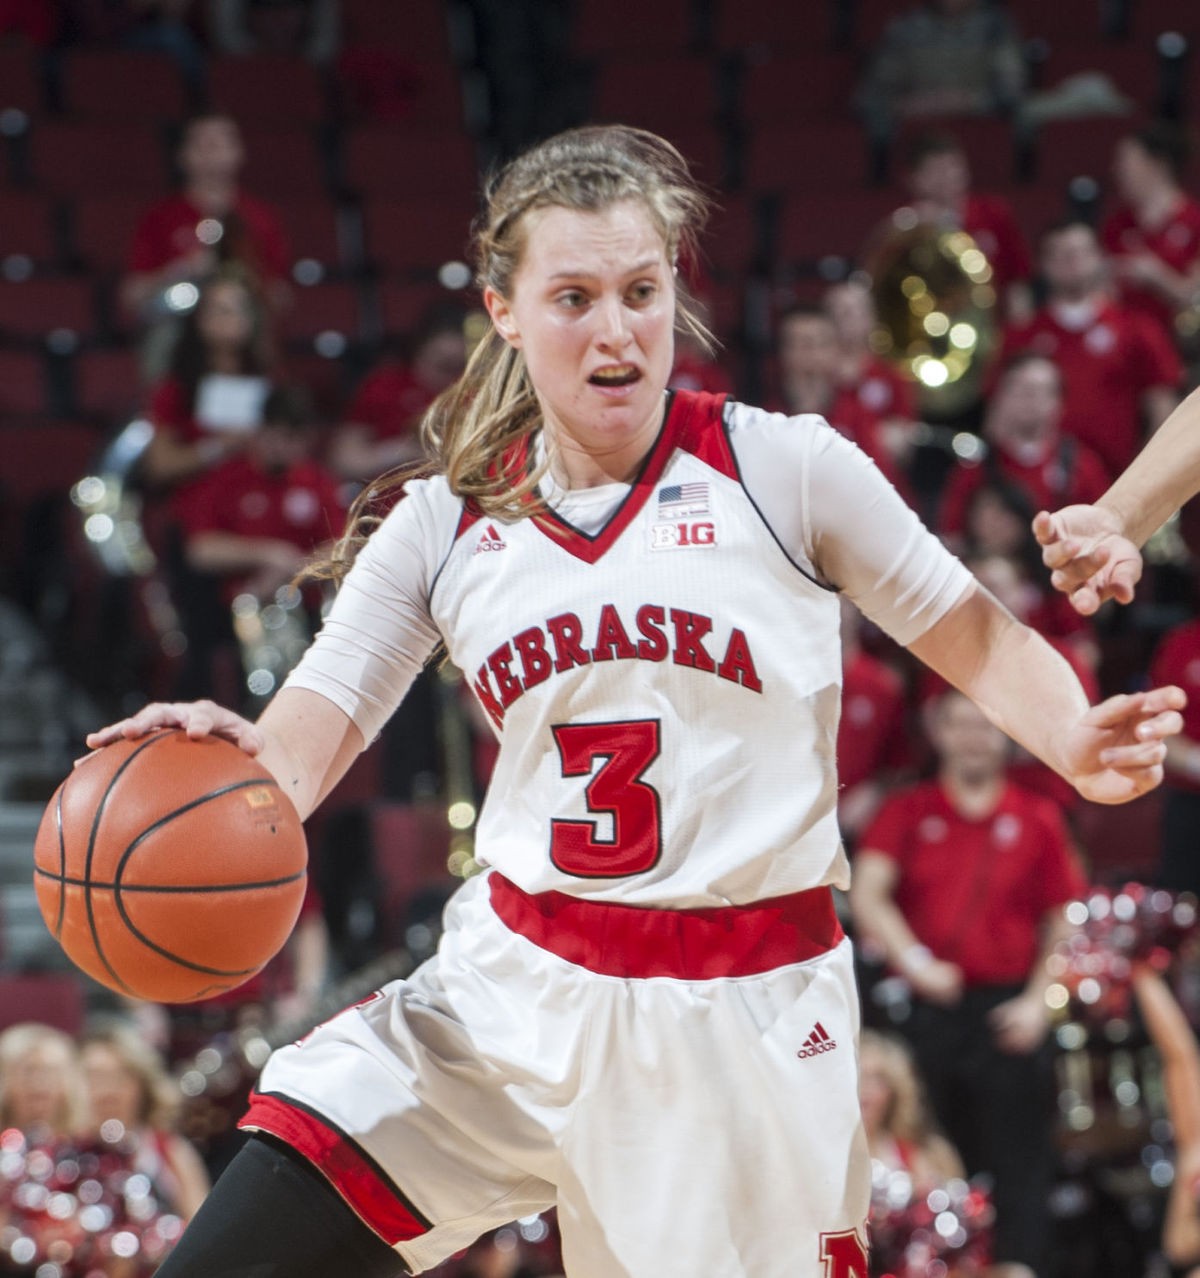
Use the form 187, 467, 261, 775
988, 991, 1049, 1055
1059, 687, 1186, 804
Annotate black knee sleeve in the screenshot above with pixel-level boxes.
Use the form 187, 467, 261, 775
156, 1135, 409, 1278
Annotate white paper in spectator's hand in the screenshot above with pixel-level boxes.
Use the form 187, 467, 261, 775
195, 374, 270, 432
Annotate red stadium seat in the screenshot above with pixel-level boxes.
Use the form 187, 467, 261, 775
0, 45, 43, 117
700, 194, 761, 276
1130, 0, 1195, 41
0, 419, 103, 506
573, 0, 694, 56
714, 0, 837, 51
1032, 115, 1141, 187
1007, 0, 1107, 42
743, 122, 873, 194
28, 121, 168, 196
377, 280, 476, 338
71, 194, 146, 274
240, 125, 328, 199
1074, 790, 1163, 880
1003, 183, 1075, 244
362, 197, 475, 274
0, 975, 85, 1035
280, 279, 364, 345
272, 197, 345, 272
0, 350, 48, 416
775, 188, 901, 266
656, 126, 728, 188
740, 51, 859, 123
0, 191, 60, 268
0, 278, 97, 345
592, 56, 719, 131
58, 49, 188, 122
1035, 40, 1163, 111
851, 0, 910, 50
342, 126, 480, 200
335, 54, 465, 126
340, 0, 451, 59
365, 800, 454, 935
73, 347, 143, 423
209, 56, 327, 126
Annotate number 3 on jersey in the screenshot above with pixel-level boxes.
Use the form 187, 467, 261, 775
549, 719, 662, 878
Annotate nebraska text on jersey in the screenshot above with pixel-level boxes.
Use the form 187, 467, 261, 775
471, 603, 763, 729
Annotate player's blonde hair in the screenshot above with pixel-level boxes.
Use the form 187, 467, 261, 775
319, 125, 713, 582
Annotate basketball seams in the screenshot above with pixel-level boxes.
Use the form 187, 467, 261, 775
53, 784, 65, 940
110, 775, 297, 983
83, 730, 172, 994
35, 869, 306, 894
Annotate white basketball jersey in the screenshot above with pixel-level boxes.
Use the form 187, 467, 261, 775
429, 391, 846, 907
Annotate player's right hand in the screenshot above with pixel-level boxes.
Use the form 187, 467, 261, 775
82, 700, 264, 758
1033, 505, 1144, 616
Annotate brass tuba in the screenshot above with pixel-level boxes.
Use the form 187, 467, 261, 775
864, 208, 999, 420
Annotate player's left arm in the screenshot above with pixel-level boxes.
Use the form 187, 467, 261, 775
907, 580, 1184, 804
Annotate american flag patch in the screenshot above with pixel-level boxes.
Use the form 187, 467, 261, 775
657, 482, 709, 516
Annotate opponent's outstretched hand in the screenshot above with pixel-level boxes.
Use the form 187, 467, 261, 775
83, 700, 264, 758
1058, 687, 1185, 804
1033, 506, 1143, 616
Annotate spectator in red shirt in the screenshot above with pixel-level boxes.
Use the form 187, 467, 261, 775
939, 352, 1109, 541
327, 306, 468, 484
121, 113, 292, 376
774, 304, 911, 494
890, 131, 1034, 323
1102, 122, 1200, 350
837, 598, 910, 847
0, 0, 57, 45
851, 688, 1085, 1278
999, 219, 1181, 481
179, 384, 345, 609
824, 278, 918, 460
141, 267, 276, 506
1148, 613, 1200, 897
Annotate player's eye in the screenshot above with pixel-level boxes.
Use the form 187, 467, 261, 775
556, 290, 588, 309
628, 282, 657, 304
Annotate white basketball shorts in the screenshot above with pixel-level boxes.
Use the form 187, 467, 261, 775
240, 870, 871, 1278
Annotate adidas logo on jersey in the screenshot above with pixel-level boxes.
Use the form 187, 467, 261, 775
474, 524, 507, 555
796, 1022, 837, 1059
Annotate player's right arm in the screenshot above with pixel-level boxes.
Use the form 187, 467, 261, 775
1035, 384, 1200, 614
83, 690, 363, 822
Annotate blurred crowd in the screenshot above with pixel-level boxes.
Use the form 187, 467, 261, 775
1, 1, 1199, 1276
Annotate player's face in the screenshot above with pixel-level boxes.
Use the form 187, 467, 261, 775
485, 199, 676, 484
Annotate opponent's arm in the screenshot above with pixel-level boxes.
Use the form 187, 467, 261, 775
907, 581, 1183, 804
1035, 385, 1200, 613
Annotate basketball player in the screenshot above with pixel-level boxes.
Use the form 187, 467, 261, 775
87, 126, 1185, 1278
1035, 384, 1200, 614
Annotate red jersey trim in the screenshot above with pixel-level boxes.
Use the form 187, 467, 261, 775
239, 1090, 432, 1245
488, 872, 843, 978
532, 389, 731, 565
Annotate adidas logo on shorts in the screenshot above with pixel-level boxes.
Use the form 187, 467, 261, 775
796, 1022, 837, 1059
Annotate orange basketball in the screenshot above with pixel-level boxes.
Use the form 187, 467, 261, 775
34, 730, 308, 1003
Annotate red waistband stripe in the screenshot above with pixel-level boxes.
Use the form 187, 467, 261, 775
488, 873, 843, 979
239, 1090, 432, 1245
